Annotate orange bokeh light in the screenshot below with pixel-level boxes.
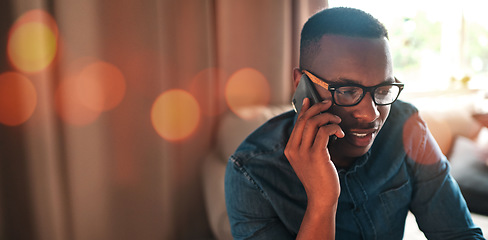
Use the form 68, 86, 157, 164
225, 68, 270, 119
151, 89, 200, 142
0, 72, 37, 126
55, 77, 102, 126
7, 9, 58, 73
75, 61, 127, 112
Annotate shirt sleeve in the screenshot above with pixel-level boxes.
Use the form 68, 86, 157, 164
224, 156, 295, 240
404, 113, 485, 239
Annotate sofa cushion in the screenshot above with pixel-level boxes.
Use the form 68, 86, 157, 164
449, 135, 488, 215
216, 105, 292, 162
419, 111, 453, 156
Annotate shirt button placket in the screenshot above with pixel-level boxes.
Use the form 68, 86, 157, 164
346, 173, 377, 240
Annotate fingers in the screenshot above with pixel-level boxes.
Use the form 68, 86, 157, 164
290, 99, 331, 142
299, 98, 333, 120
284, 97, 343, 207
287, 98, 311, 148
312, 124, 345, 152
290, 98, 343, 149
301, 112, 341, 148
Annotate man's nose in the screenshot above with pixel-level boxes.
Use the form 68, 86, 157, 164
352, 92, 380, 122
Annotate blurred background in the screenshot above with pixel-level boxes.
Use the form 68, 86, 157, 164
0, 0, 487, 239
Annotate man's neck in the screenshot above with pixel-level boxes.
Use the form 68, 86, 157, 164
330, 152, 356, 170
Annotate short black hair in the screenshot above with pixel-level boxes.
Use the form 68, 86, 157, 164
299, 7, 388, 69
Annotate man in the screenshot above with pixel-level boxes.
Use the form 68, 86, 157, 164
225, 7, 485, 239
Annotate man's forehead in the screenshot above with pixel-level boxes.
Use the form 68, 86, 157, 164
309, 35, 393, 86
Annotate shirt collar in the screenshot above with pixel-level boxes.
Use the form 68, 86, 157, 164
337, 149, 371, 175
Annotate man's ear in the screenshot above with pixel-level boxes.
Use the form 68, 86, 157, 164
292, 68, 302, 90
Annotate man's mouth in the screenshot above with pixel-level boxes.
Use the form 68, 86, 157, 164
350, 132, 368, 138
346, 128, 378, 147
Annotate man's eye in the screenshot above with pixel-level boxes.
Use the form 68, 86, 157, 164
337, 87, 361, 96
376, 86, 393, 95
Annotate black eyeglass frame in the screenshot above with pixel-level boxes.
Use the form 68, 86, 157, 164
302, 70, 405, 107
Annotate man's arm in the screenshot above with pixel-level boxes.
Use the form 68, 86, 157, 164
284, 98, 343, 239
225, 159, 295, 240
225, 98, 342, 239
404, 112, 485, 239
296, 200, 337, 240
410, 164, 484, 239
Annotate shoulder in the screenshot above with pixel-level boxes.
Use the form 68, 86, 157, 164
380, 100, 426, 142
373, 100, 427, 159
228, 110, 300, 190
377, 100, 421, 144
383, 100, 445, 165
388, 100, 419, 123
227, 109, 304, 200
388, 100, 429, 147
232, 110, 296, 164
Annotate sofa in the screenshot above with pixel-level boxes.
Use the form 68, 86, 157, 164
202, 99, 488, 239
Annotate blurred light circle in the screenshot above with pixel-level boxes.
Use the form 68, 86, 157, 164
151, 89, 200, 141
55, 77, 102, 126
7, 10, 58, 73
225, 68, 270, 119
0, 72, 37, 126
76, 61, 126, 112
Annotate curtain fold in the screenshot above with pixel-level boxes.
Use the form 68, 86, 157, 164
0, 0, 326, 239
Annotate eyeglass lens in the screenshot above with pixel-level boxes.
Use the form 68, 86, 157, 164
334, 85, 400, 106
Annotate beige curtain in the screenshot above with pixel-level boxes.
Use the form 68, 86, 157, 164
0, 0, 326, 239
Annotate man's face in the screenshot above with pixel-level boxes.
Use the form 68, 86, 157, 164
307, 35, 394, 161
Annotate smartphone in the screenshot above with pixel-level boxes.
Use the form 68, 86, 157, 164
291, 73, 322, 114
291, 73, 338, 142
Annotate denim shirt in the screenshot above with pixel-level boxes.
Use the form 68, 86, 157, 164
225, 100, 485, 240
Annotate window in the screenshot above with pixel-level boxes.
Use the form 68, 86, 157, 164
328, 0, 488, 94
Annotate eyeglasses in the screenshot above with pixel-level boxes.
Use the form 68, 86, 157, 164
302, 70, 404, 107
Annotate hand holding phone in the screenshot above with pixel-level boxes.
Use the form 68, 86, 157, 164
284, 95, 343, 208
291, 73, 338, 141
284, 71, 345, 207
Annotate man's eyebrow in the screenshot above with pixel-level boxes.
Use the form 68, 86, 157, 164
332, 77, 360, 85
332, 77, 395, 85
